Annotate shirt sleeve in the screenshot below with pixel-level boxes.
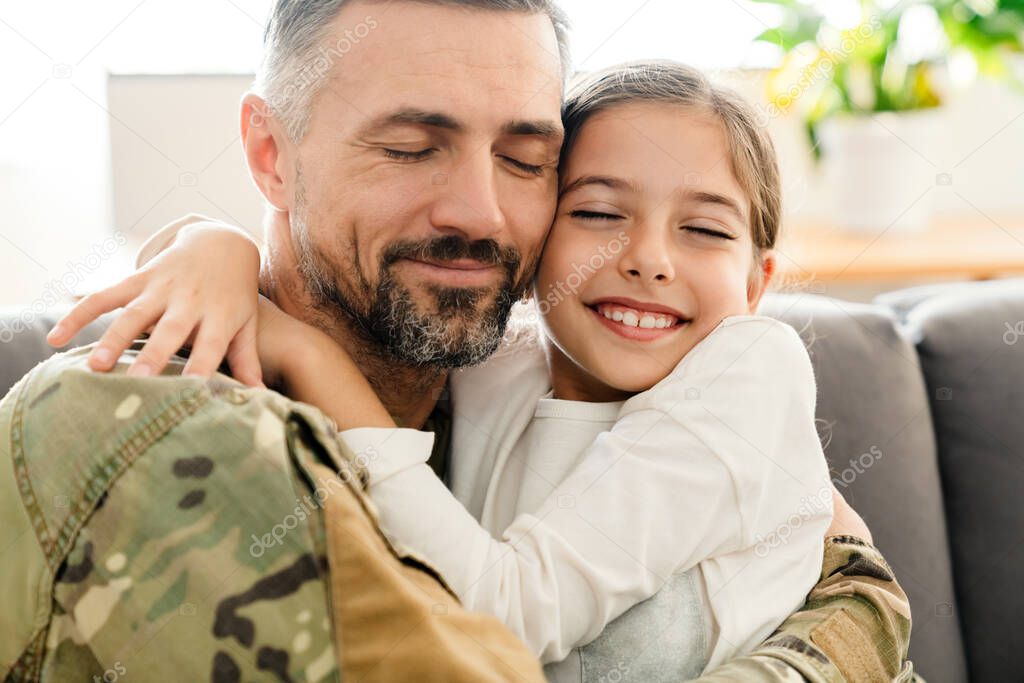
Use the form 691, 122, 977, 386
365, 316, 832, 664
339, 427, 436, 483
692, 537, 918, 683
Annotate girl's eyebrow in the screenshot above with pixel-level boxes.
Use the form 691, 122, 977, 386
560, 176, 746, 219
560, 175, 642, 197
678, 189, 746, 221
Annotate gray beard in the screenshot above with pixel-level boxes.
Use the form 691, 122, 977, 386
291, 209, 528, 370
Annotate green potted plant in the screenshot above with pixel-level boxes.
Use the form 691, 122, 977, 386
753, 0, 1023, 232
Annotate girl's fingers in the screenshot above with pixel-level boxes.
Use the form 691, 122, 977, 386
88, 300, 163, 372
48, 278, 141, 347
181, 323, 233, 379
225, 317, 264, 387
126, 310, 200, 378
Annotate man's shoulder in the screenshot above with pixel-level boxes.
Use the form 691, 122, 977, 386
2, 344, 276, 514
8, 344, 210, 441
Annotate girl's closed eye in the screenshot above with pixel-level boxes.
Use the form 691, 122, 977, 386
681, 225, 737, 240
570, 209, 625, 221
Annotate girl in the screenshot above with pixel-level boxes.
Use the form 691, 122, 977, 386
51, 61, 831, 680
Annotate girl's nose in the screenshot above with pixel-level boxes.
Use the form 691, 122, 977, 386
617, 225, 675, 284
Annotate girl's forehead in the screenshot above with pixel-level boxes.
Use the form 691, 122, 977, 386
562, 104, 745, 202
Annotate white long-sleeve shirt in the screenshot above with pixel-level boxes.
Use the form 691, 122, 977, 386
341, 315, 832, 671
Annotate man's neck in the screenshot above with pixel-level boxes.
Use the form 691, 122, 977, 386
260, 247, 445, 430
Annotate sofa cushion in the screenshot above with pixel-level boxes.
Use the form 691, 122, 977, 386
881, 279, 1024, 683
762, 293, 967, 682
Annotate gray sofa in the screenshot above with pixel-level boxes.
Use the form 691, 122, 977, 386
2, 279, 1022, 682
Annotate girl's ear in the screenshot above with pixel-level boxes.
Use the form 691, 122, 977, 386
747, 250, 777, 314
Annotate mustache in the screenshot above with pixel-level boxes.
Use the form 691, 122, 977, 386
382, 235, 521, 272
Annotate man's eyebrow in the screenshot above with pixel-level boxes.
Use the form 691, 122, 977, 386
358, 108, 463, 136
502, 119, 563, 139
560, 175, 642, 196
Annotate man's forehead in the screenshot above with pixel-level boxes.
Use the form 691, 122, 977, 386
320, 1, 564, 125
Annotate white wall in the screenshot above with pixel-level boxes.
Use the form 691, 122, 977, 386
107, 74, 264, 255
2, 0, 1022, 309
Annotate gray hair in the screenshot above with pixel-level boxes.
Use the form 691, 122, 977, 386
256, 0, 572, 142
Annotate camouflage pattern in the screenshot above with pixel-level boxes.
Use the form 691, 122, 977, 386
1, 343, 918, 682
1, 343, 355, 682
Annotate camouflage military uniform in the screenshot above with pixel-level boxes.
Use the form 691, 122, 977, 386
1, 344, 918, 682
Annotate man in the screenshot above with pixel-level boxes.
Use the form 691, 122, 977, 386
0, 1, 915, 681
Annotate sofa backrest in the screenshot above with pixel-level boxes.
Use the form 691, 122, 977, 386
761, 293, 967, 682
0, 309, 111, 398
879, 279, 1024, 683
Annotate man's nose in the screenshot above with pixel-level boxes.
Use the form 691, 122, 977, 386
428, 150, 507, 241
617, 222, 676, 285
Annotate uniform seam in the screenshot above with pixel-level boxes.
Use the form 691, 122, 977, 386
10, 380, 52, 562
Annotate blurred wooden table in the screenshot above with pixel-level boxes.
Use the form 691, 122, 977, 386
777, 215, 1024, 283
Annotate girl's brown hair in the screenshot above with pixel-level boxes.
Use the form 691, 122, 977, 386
560, 60, 782, 258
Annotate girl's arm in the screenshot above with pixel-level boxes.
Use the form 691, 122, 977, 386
255, 296, 395, 430
48, 215, 264, 385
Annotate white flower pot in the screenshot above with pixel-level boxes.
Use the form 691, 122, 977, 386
819, 110, 942, 234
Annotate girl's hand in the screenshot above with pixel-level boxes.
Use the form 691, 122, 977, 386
253, 297, 396, 430
46, 221, 264, 386
827, 484, 873, 545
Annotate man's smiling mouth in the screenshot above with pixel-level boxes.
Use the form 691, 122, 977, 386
396, 258, 503, 288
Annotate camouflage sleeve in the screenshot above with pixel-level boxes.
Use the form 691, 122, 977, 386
1, 345, 350, 681
1, 345, 546, 683
692, 536, 920, 683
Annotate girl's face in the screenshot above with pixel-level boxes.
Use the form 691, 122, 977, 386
535, 102, 775, 401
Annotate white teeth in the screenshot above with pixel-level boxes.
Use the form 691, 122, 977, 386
595, 304, 682, 331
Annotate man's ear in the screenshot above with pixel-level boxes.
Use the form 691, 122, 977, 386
241, 93, 291, 211
747, 250, 777, 314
